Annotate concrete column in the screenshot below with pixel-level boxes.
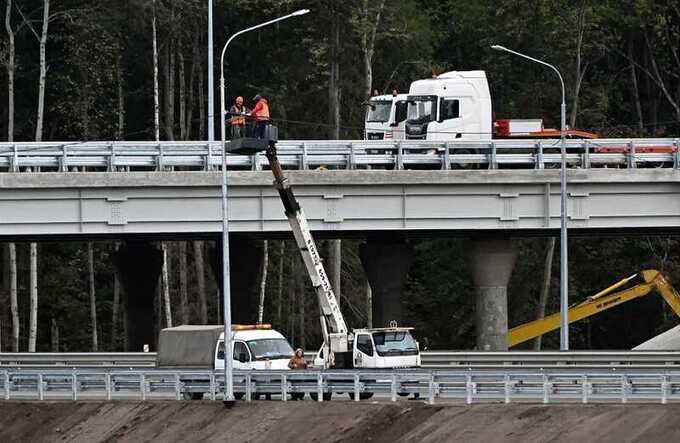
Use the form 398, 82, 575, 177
114, 242, 162, 352
360, 238, 414, 328
209, 236, 263, 323
469, 238, 517, 351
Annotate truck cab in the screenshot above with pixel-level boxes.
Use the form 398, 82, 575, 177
365, 94, 409, 140
215, 326, 294, 371
405, 70, 492, 141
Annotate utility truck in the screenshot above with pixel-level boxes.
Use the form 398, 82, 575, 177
157, 324, 295, 400
364, 93, 409, 140
227, 136, 422, 377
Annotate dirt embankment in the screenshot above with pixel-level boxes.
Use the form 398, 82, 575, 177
2, 401, 680, 443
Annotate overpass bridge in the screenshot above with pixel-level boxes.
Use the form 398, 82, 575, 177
2, 139, 680, 353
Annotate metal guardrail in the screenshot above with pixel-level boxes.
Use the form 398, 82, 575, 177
0, 353, 157, 367
4, 368, 680, 404
1, 138, 679, 171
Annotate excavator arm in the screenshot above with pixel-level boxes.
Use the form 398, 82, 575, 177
508, 270, 680, 348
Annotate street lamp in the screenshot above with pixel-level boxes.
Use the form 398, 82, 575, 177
219, 8, 310, 406
491, 44, 569, 351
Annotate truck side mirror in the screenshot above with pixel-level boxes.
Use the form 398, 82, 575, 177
238, 353, 248, 363
389, 122, 398, 127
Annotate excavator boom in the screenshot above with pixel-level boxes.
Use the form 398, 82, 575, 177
508, 270, 680, 348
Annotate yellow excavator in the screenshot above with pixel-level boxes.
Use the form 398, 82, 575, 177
508, 269, 680, 348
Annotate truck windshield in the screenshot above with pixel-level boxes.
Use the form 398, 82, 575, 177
407, 96, 437, 123
247, 339, 294, 360
372, 331, 418, 356
366, 100, 392, 123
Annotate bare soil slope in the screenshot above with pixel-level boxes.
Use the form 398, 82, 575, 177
1, 401, 679, 443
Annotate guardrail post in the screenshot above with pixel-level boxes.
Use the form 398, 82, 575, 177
210, 373, 216, 401
60, 145, 68, 172
621, 375, 628, 404
109, 143, 117, 172
582, 141, 590, 169
428, 375, 435, 405
140, 374, 146, 400
489, 142, 497, 170
628, 141, 635, 169
504, 374, 511, 404
156, 144, 164, 172
442, 143, 451, 170
106, 372, 112, 401
542, 375, 550, 404
317, 373, 323, 402
391, 374, 397, 402
661, 376, 668, 405
582, 376, 588, 404
396, 141, 404, 170
207, 142, 213, 171
38, 373, 44, 401
349, 142, 356, 170
466, 375, 473, 405
175, 373, 182, 401
72, 371, 78, 401
4, 371, 10, 400
536, 142, 544, 170
11, 144, 18, 172
301, 143, 308, 170
674, 139, 680, 170
251, 153, 260, 171
246, 373, 252, 402
353, 373, 360, 402
281, 374, 287, 402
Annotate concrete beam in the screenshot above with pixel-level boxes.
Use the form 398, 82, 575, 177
360, 238, 414, 328
469, 238, 517, 351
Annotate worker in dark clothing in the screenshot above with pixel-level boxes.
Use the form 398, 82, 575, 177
250, 94, 270, 139
229, 96, 248, 139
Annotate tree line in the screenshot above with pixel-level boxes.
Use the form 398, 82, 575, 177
1, 0, 680, 351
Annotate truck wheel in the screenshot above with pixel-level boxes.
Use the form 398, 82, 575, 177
310, 392, 332, 401
348, 392, 373, 400
234, 393, 244, 400
183, 392, 204, 400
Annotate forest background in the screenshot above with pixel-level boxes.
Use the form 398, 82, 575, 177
1, 0, 680, 352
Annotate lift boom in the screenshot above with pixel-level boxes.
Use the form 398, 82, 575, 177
509, 269, 680, 347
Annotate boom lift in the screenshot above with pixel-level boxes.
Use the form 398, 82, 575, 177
509, 269, 680, 347
226, 136, 420, 370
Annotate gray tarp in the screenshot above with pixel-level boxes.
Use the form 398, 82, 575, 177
157, 325, 223, 368
633, 323, 680, 350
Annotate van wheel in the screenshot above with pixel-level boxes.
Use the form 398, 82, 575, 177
183, 392, 204, 400
348, 392, 373, 400
310, 392, 332, 401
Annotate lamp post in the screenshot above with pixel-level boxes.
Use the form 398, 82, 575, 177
208, 0, 214, 144
491, 45, 569, 350
219, 8, 310, 406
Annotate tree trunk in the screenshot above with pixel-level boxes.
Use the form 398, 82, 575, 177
88, 242, 98, 351
533, 237, 556, 350
328, 240, 341, 308
179, 241, 189, 324
116, 55, 125, 140
360, 0, 386, 99
197, 38, 206, 140
152, 0, 160, 142
366, 281, 372, 329
569, 4, 587, 129
164, 40, 176, 141
628, 36, 644, 133
328, 10, 341, 139
5, 0, 15, 142
187, 28, 198, 140
111, 243, 121, 349
28, 243, 37, 352
34, 0, 49, 142
178, 47, 186, 141
161, 242, 172, 327
276, 241, 285, 326
257, 240, 269, 324
9, 243, 18, 352
50, 318, 58, 351
193, 241, 208, 324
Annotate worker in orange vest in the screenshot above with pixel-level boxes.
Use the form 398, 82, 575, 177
250, 94, 270, 139
229, 96, 248, 139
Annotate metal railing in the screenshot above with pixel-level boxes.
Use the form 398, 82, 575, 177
1, 138, 679, 171
3, 368, 680, 404
4, 350, 680, 369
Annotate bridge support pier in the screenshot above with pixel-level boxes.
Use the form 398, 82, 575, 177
360, 238, 414, 328
114, 242, 162, 352
209, 236, 263, 324
469, 238, 516, 351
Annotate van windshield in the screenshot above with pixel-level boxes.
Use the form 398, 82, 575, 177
247, 338, 294, 360
407, 96, 437, 123
372, 331, 418, 356
366, 100, 392, 122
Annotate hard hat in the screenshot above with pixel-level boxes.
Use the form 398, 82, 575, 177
253, 94, 262, 102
